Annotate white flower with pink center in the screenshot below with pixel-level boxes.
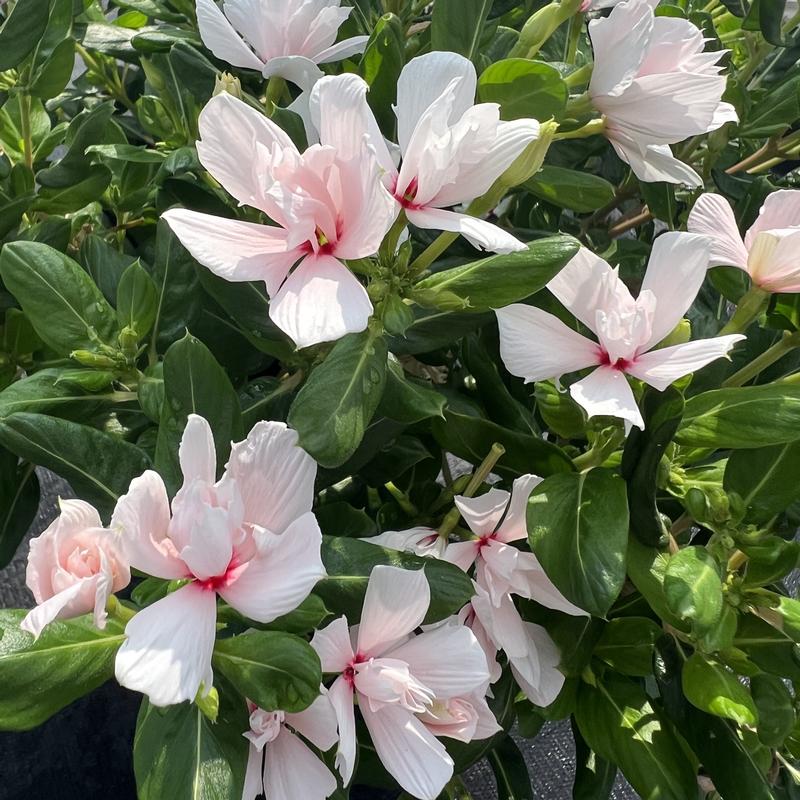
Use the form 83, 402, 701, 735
111, 414, 325, 707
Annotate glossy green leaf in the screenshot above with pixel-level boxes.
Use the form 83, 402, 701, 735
288, 329, 388, 468
212, 631, 321, 713
528, 469, 628, 617
377, 357, 446, 424
752, 672, 795, 747
431, 0, 492, 60
0, 454, 38, 568
359, 13, 404, 135
0, 241, 118, 354
0, 0, 50, 70
524, 165, 615, 213
315, 535, 475, 626
594, 617, 662, 677
676, 385, 800, 449
0, 611, 125, 730
489, 736, 533, 800
116, 260, 159, 338
478, 59, 568, 121
664, 547, 723, 633
572, 718, 617, 800
575, 675, 697, 800
413, 236, 579, 312
682, 652, 758, 725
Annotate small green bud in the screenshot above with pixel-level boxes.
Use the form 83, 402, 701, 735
118, 326, 140, 357
70, 350, 120, 369
213, 72, 243, 99
195, 685, 219, 723
368, 279, 390, 303
381, 294, 415, 336
657, 319, 692, 349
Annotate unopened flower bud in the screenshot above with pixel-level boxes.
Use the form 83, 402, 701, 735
213, 72, 243, 99
71, 350, 120, 369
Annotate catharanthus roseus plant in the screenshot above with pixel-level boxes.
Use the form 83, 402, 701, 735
1, 0, 800, 798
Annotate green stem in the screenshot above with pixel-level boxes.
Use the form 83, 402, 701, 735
437, 443, 506, 538
384, 481, 419, 516
106, 595, 136, 624
722, 331, 800, 387
379, 210, 407, 262
564, 62, 593, 88
572, 428, 625, 471
719, 287, 769, 335
265, 76, 287, 115
18, 90, 33, 170
563, 13, 582, 64
554, 118, 605, 140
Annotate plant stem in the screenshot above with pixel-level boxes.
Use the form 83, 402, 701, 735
437, 444, 505, 538
563, 12, 582, 63
572, 428, 624, 471
718, 287, 769, 335
265, 76, 287, 115
722, 330, 800, 387
18, 91, 33, 170
384, 481, 419, 516
379, 210, 407, 262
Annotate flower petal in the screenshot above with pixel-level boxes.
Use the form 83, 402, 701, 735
162, 208, 299, 296
243, 743, 264, 800
406, 207, 525, 255
263, 728, 337, 800
111, 471, 185, 580
454, 488, 510, 538
547, 247, 635, 334
309, 73, 395, 173
115, 582, 217, 706
286, 689, 339, 751
387, 624, 490, 697
328, 675, 357, 784
311, 616, 356, 673
197, 92, 296, 215
639, 231, 711, 350
509, 621, 565, 707
196, 0, 266, 72
20, 579, 94, 639
627, 335, 745, 391
495, 304, 601, 383
751, 229, 800, 292
179, 413, 217, 486
218, 512, 325, 623
606, 133, 703, 187
269, 254, 372, 348
495, 474, 542, 544
315, 34, 370, 64
220, 420, 316, 533
360, 703, 454, 800
687, 193, 749, 269
357, 565, 430, 658
745, 189, 800, 249
569, 366, 644, 430
396, 52, 477, 154
262, 55, 324, 91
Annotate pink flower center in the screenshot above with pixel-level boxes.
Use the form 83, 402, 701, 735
195, 555, 244, 592
394, 176, 422, 210
598, 349, 631, 371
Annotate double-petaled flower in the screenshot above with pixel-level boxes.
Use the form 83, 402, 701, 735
496, 233, 745, 430
196, 0, 368, 90
243, 692, 339, 800
311, 565, 497, 800
588, 0, 737, 186
308, 52, 540, 254
163, 91, 396, 349
22, 499, 130, 638
112, 414, 325, 707
688, 190, 800, 293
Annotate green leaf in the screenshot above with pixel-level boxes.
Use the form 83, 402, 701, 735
594, 617, 662, 677
752, 672, 795, 747
575, 675, 697, 800
478, 59, 568, 121
431, 0, 492, 61
220, 594, 331, 636
534, 379, 586, 439
0, 241, 118, 354
134, 692, 247, 800
742, 0, 786, 44
154, 333, 243, 494
116, 260, 159, 338
0, 0, 50, 70
527, 469, 628, 617
0, 368, 106, 421
288, 329, 388, 468
0, 610, 124, 730
676, 385, 800, 449
724, 440, 800, 523
734, 613, 800, 682
0, 455, 38, 568
0, 413, 151, 516
682, 652, 758, 725
377, 357, 446, 424
33, 164, 112, 214
664, 546, 723, 634
740, 75, 800, 137
315, 535, 475, 626
621, 386, 684, 546
212, 631, 321, 713
413, 235, 578, 311
488, 736, 533, 800
78, 233, 136, 304
86, 144, 168, 163
434, 407, 573, 478
572, 718, 617, 800
626, 539, 687, 630
0, 191, 34, 238
524, 165, 615, 213
359, 13, 404, 136
641, 182, 677, 227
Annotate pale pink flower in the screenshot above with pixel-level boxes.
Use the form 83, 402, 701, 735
444, 476, 587, 614
364, 527, 446, 559
580, 0, 621, 11
310, 565, 496, 800
196, 0, 368, 90
163, 91, 396, 348
688, 190, 800, 293
21, 499, 130, 638
496, 233, 746, 430
243, 692, 339, 800
308, 52, 540, 254
112, 414, 325, 707
589, 0, 737, 186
